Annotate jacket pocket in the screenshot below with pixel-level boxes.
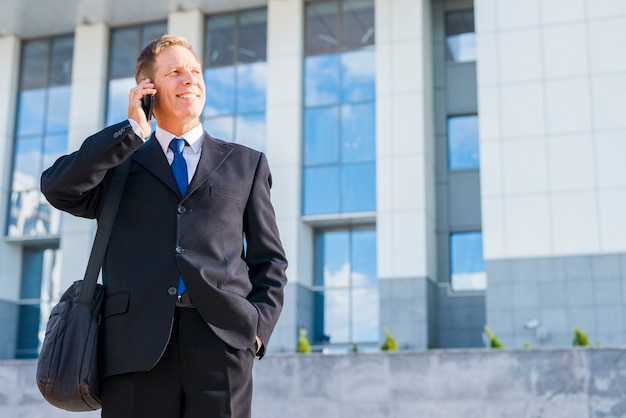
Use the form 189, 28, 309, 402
103, 292, 130, 317
210, 186, 245, 203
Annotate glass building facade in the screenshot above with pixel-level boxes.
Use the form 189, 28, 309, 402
202, 8, 268, 151
303, 0, 376, 216
0, 0, 533, 360
6, 35, 74, 358
8, 36, 74, 238
106, 22, 167, 127
303, 0, 378, 350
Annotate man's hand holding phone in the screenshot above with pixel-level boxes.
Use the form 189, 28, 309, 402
128, 78, 157, 138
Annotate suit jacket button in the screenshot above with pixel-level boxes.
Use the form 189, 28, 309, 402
177, 206, 187, 214
167, 287, 177, 296
175, 246, 184, 254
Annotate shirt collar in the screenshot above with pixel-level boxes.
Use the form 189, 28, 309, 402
155, 123, 204, 155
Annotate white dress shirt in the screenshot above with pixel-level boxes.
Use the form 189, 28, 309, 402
129, 119, 203, 184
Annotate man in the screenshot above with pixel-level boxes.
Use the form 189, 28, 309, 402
41, 35, 288, 418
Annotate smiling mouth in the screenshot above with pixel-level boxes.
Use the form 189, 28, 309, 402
177, 94, 199, 99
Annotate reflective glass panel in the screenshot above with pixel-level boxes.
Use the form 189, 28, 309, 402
7, 189, 42, 236
306, 0, 338, 56
16, 247, 60, 358
319, 289, 350, 343
235, 113, 265, 152
204, 115, 234, 141
238, 8, 267, 63
304, 106, 339, 165
305, 54, 340, 107
38, 248, 62, 351
450, 232, 486, 291
302, 1, 376, 217
13, 138, 42, 190
340, 48, 375, 103
320, 230, 350, 287
350, 229, 377, 286
313, 227, 378, 345
141, 22, 167, 47
36, 196, 56, 235
16, 89, 46, 136
206, 14, 236, 67
20, 40, 49, 90
446, 10, 476, 62
447, 33, 476, 62
16, 304, 40, 358
236, 63, 267, 113
341, 0, 375, 51
204, 67, 236, 116
341, 162, 376, 212
109, 27, 140, 79
351, 286, 379, 341
43, 133, 67, 170
40, 194, 62, 235
448, 115, 479, 170
10, 34, 73, 238
303, 166, 340, 215
45, 86, 71, 133
50, 36, 74, 86
106, 78, 135, 126
341, 103, 375, 163
446, 9, 475, 36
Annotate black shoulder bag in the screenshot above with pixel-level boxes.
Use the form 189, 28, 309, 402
36, 161, 130, 411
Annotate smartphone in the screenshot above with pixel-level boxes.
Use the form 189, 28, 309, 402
141, 95, 155, 121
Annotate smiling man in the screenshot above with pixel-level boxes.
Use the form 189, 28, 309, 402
40, 35, 288, 418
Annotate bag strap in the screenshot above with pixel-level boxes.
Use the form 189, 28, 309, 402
78, 160, 130, 305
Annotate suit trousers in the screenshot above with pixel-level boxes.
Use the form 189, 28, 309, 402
100, 306, 255, 418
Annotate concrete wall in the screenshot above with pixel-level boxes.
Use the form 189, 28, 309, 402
3, 348, 625, 418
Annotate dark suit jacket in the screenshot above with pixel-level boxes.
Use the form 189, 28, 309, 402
41, 121, 288, 378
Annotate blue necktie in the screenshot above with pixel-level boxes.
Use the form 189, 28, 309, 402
169, 138, 188, 295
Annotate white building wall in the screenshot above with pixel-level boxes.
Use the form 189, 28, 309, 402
168, 10, 205, 55
476, 0, 626, 349
264, 0, 305, 351
476, 0, 626, 260
56, 23, 111, 292
0, 36, 23, 302
376, 0, 436, 349
376, 0, 436, 281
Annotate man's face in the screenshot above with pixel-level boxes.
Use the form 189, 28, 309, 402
152, 45, 205, 129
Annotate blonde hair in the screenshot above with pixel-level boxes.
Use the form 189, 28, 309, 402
134, 34, 201, 82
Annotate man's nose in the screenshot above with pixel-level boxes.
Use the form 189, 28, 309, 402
181, 70, 196, 85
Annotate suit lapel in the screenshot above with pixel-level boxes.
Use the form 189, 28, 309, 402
132, 134, 181, 196
186, 133, 233, 197
131, 132, 233, 199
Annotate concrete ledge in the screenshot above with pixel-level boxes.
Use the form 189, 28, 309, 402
2, 348, 625, 417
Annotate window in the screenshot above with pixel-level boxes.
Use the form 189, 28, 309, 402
447, 114, 479, 170
106, 22, 167, 127
7, 35, 74, 237
313, 228, 378, 350
16, 246, 61, 358
445, 10, 476, 63
203, 8, 268, 151
450, 232, 486, 291
303, 0, 376, 215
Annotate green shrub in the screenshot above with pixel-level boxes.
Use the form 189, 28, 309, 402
572, 327, 591, 347
484, 325, 504, 348
296, 327, 311, 353
381, 327, 398, 351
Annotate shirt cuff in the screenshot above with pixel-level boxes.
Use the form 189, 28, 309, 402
128, 118, 148, 139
